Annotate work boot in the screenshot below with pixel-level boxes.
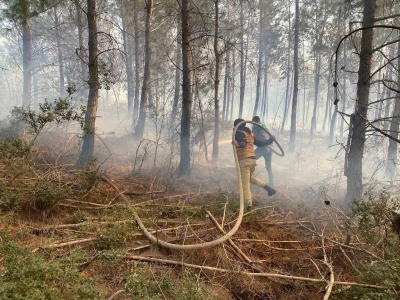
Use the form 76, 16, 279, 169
264, 185, 276, 196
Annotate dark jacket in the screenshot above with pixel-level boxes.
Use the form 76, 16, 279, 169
235, 126, 274, 148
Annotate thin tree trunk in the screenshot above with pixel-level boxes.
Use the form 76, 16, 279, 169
328, 7, 342, 145
54, 5, 65, 97
179, 0, 192, 174
345, 0, 376, 203
322, 83, 331, 131
288, 0, 299, 152
170, 22, 181, 130
310, 48, 321, 140
212, 0, 221, 161
340, 54, 347, 138
262, 62, 268, 120
133, 0, 140, 120
280, 0, 291, 133
223, 47, 230, 121
253, 0, 264, 117
134, 0, 153, 139
75, 1, 86, 80
230, 49, 235, 121
120, 0, 134, 113
383, 46, 394, 131
238, 0, 245, 118
78, 0, 99, 167
22, 0, 31, 108
385, 33, 400, 179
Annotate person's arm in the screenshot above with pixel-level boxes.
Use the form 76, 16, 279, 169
254, 136, 274, 147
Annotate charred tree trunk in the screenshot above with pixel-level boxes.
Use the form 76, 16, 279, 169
212, 0, 221, 161
288, 0, 299, 152
345, 0, 376, 203
78, 0, 99, 167
22, 0, 31, 108
179, 0, 192, 174
134, 0, 153, 139
54, 5, 65, 97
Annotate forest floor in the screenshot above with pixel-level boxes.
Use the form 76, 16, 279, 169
0, 128, 398, 300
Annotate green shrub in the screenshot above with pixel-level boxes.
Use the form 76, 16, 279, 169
0, 139, 30, 159
0, 233, 99, 300
342, 191, 400, 299
350, 190, 400, 255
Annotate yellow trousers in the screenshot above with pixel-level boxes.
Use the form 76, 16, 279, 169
239, 158, 266, 207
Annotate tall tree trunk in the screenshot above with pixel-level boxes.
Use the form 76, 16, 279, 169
322, 83, 331, 131
339, 54, 347, 138
78, 0, 99, 167
383, 46, 394, 132
22, 0, 31, 108
345, 0, 376, 203
288, 0, 299, 152
120, 0, 134, 113
54, 5, 65, 97
75, 1, 86, 80
238, 0, 245, 118
328, 7, 342, 145
133, 0, 140, 120
280, 0, 291, 133
253, 0, 264, 117
261, 62, 268, 119
134, 0, 153, 139
310, 47, 321, 140
170, 21, 181, 130
230, 49, 236, 121
212, 0, 221, 161
385, 34, 400, 179
223, 46, 230, 121
179, 0, 192, 174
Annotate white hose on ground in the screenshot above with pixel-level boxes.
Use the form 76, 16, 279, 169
104, 120, 284, 250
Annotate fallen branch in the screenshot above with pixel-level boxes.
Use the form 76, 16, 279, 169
235, 239, 301, 243
299, 223, 382, 261
32, 237, 98, 252
29, 220, 134, 233
322, 230, 335, 300
206, 211, 252, 263
122, 255, 387, 289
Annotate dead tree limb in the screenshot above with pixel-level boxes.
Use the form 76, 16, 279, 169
122, 255, 387, 289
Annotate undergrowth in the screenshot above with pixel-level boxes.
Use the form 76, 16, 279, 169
0, 231, 99, 300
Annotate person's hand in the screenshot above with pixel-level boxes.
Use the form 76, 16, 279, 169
232, 140, 239, 147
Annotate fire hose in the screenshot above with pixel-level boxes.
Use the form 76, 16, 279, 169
104, 120, 284, 250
